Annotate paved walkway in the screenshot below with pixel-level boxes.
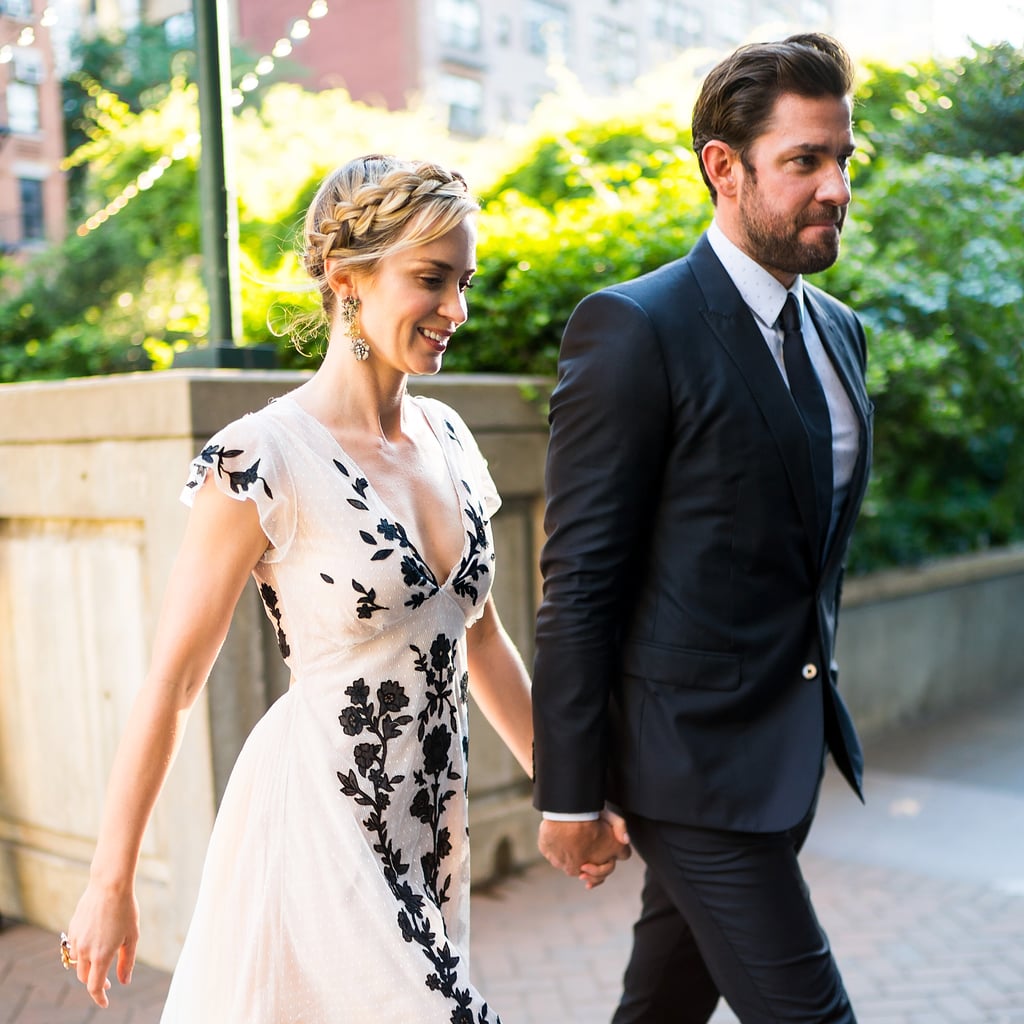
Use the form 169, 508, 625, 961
4, 686, 1024, 1023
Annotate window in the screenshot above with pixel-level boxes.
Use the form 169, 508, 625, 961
7, 81, 40, 134
13, 48, 45, 85
18, 178, 45, 241
0, 0, 34, 20
713, 0, 746, 44
439, 0, 481, 50
653, 0, 704, 48
594, 19, 637, 86
525, 0, 568, 60
496, 14, 511, 46
440, 72, 483, 136
163, 13, 195, 47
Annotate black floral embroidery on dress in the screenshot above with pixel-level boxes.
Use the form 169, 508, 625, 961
336, 676, 411, 822
335, 637, 496, 1024
258, 582, 289, 657
198, 444, 274, 499
450, 492, 491, 605
357, 518, 440, 609
334, 421, 496, 626
409, 635, 462, 913
352, 579, 388, 618
444, 420, 464, 450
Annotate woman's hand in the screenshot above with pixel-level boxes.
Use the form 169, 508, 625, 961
65, 880, 140, 1007
578, 807, 632, 889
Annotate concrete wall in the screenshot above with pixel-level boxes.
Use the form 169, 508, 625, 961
1, 370, 1021, 970
837, 548, 1024, 735
0, 370, 547, 970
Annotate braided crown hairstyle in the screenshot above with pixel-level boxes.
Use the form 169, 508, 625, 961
303, 154, 479, 319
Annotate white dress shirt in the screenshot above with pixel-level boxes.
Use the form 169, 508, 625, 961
706, 220, 859, 540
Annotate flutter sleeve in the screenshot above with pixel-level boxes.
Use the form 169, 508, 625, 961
180, 411, 297, 563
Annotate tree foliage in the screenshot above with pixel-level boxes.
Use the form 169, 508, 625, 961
1, 41, 1022, 571
855, 40, 1024, 176
819, 154, 1024, 570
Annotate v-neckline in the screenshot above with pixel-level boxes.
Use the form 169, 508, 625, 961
278, 394, 469, 587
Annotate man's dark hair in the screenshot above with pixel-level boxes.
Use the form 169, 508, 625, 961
691, 33, 855, 202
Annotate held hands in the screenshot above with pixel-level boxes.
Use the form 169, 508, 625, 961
64, 880, 140, 1008
538, 808, 631, 890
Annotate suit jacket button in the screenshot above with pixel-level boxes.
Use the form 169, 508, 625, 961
802, 663, 819, 680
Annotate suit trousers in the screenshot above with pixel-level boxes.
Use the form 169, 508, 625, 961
611, 810, 856, 1024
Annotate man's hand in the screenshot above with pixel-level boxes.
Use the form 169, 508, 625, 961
538, 812, 631, 888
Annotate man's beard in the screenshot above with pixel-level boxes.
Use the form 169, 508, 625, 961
738, 178, 845, 277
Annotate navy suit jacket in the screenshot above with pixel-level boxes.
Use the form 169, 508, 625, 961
532, 233, 872, 833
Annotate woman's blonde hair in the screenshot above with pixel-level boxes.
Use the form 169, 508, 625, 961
302, 154, 479, 319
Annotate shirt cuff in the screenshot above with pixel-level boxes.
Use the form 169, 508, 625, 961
541, 810, 601, 821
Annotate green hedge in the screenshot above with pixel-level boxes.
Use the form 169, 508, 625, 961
1, 47, 1022, 573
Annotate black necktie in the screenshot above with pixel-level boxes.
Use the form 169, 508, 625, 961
779, 294, 833, 554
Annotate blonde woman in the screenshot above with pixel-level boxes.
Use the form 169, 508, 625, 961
63, 155, 585, 1022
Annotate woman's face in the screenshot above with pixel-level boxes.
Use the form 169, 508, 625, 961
352, 217, 477, 378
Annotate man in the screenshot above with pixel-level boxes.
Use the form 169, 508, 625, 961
531, 33, 871, 1024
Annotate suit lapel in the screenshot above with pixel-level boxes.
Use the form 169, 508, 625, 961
688, 238, 823, 567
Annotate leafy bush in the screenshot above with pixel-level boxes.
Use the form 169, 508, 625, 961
2, 43, 1023, 572
855, 41, 1024, 177
820, 154, 1024, 571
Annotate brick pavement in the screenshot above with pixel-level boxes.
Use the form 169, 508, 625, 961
3, 686, 1024, 1022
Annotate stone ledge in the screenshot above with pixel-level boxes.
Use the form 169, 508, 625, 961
843, 544, 1024, 606
0, 371, 552, 444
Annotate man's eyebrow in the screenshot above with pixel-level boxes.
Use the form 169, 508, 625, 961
789, 142, 857, 155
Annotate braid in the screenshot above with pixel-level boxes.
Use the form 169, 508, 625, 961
302, 157, 477, 310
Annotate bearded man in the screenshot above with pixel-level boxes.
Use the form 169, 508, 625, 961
532, 33, 871, 1024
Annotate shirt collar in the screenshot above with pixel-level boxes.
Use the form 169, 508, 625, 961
707, 219, 804, 329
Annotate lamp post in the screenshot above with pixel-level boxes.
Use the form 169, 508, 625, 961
175, 0, 275, 368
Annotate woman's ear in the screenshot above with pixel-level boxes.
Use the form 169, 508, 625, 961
324, 257, 355, 299
701, 140, 741, 200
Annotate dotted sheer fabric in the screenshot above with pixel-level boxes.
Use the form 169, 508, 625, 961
163, 395, 502, 1023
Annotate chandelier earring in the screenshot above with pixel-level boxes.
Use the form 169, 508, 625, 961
341, 296, 370, 361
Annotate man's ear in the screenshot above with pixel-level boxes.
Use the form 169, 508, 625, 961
701, 140, 741, 200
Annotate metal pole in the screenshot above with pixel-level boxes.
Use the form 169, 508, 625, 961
193, 0, 241, 348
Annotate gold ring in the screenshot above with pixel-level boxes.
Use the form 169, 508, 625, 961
60, 932, 77, 970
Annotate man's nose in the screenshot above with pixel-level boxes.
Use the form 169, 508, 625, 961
819, 162, 852, 205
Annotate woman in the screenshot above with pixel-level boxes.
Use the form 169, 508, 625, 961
63, 155, 578, 1022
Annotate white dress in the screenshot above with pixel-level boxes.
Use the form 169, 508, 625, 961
161, 394, 502, 1023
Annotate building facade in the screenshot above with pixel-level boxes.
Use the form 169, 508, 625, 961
0, 0, 67, 258
64, 0, 837, 139
228, 0, 838, 137
0, 0, 840, 258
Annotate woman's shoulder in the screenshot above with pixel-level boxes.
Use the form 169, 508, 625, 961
412, 394, 473, 447
201, 399, 292, 452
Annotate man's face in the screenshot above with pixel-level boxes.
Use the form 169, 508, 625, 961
734, 92, 855, 285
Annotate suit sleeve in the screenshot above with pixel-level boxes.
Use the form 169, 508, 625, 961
532, 288, 671, 813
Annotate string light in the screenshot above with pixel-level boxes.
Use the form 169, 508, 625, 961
0, 0, 56, 83
231, 0, 332, 108
70, 2, 335, 230
74, 133, 200, 236
0, 5, 59, 52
